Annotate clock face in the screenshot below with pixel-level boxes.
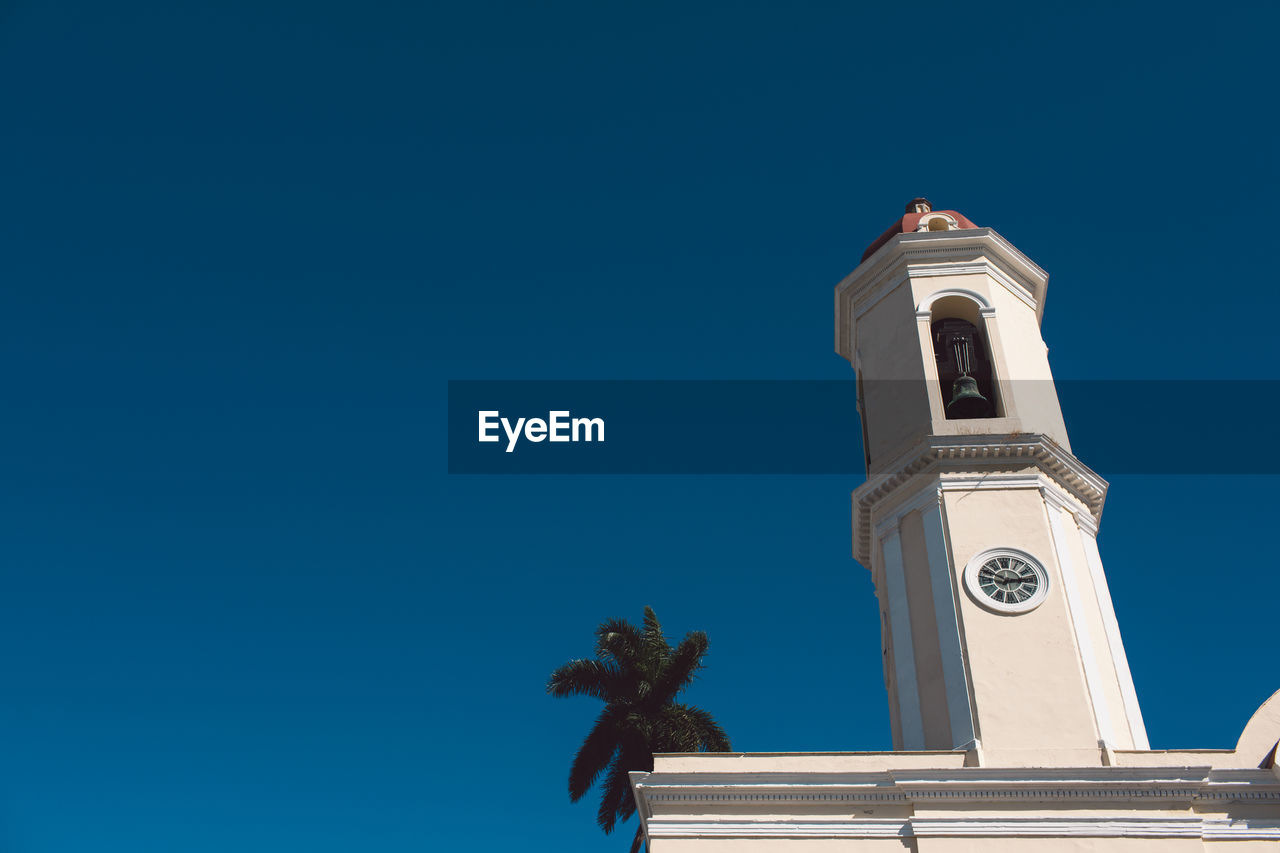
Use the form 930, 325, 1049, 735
964, 549, 1049, 614
976, 556, 1038, 605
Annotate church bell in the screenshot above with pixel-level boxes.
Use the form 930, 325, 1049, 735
933, 318, 993, 419
947, 374, 991, 419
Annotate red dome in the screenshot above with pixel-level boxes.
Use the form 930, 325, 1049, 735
860, 206, 979, 262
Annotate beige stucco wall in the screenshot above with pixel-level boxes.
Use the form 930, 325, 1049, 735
942, 486, 1100, 752
855, 282, 932, 473
863, 471, 1139, 758
981, 273, 1070, 448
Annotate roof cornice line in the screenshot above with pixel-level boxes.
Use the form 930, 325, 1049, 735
850, 434, 1109, 565
634, 766, 1280, 807
644, 816, 1280, 841
835, 228, 1049, 361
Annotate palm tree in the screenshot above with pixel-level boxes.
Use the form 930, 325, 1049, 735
547, 606, 731, 853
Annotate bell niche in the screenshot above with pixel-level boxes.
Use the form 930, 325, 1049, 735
930, 312, 996, 420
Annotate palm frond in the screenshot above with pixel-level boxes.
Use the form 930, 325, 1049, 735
688, 705, 731, 752
653, 703, 731, 753
568, 706, 624, 802
597, 729, 652, 833
640, 606, 671, 671
547, 658, 621, 700
613, 737, 653, 822
649, 630, 708, 706
594, 617, 643, 669
596, 750, 630, 833
629, 824, 646, 853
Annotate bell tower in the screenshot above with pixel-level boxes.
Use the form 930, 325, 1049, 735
630, 199, 1280, 849
835, 200, 1149, 763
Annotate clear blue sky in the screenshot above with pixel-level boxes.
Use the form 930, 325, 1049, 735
2, 2, 1278, 851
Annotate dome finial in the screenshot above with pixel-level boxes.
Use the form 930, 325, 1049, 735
906, 197, 932, 214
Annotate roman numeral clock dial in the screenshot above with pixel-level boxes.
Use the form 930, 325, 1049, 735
964, 549, 1050, 614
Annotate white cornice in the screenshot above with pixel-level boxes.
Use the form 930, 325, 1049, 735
1203, 818, 1280, 839
910, 817, 1203, 838
634, 767, 1280, 841
645, 816, 1280, 841
637, 767, 1218, 803
851, 434, 1108, 565
834, 229, 1049, 362
635, 767, 1280, 804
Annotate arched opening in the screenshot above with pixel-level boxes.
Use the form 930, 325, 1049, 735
928, 295, 1000, 420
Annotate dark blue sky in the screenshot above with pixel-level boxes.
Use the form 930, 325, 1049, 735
2, 2, 1279, 851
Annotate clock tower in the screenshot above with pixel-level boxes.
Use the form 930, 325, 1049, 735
630, 200, 1280, 851
835, 198, 1148, 763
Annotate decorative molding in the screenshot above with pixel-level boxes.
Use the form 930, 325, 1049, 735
851, 434, 1108, 566
645, 816, 1280, 841
634, 766, 1280, 801
634, 766, 1280, 841
915, 212, 959, 232
1037, 480, 1100, 534
1203, 819, 1280, 840
915, 287, 994, 319
1073, 507, 1100, 537
1195, 769, 1280, 802
909, 817, 1203, 838
971, 257, 1039, 312
872, 478, 942, 539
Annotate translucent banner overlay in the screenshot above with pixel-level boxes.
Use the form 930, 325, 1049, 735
447, 380, 1280, 475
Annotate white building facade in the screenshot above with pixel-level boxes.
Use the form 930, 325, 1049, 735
630, 201, 1280, 850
